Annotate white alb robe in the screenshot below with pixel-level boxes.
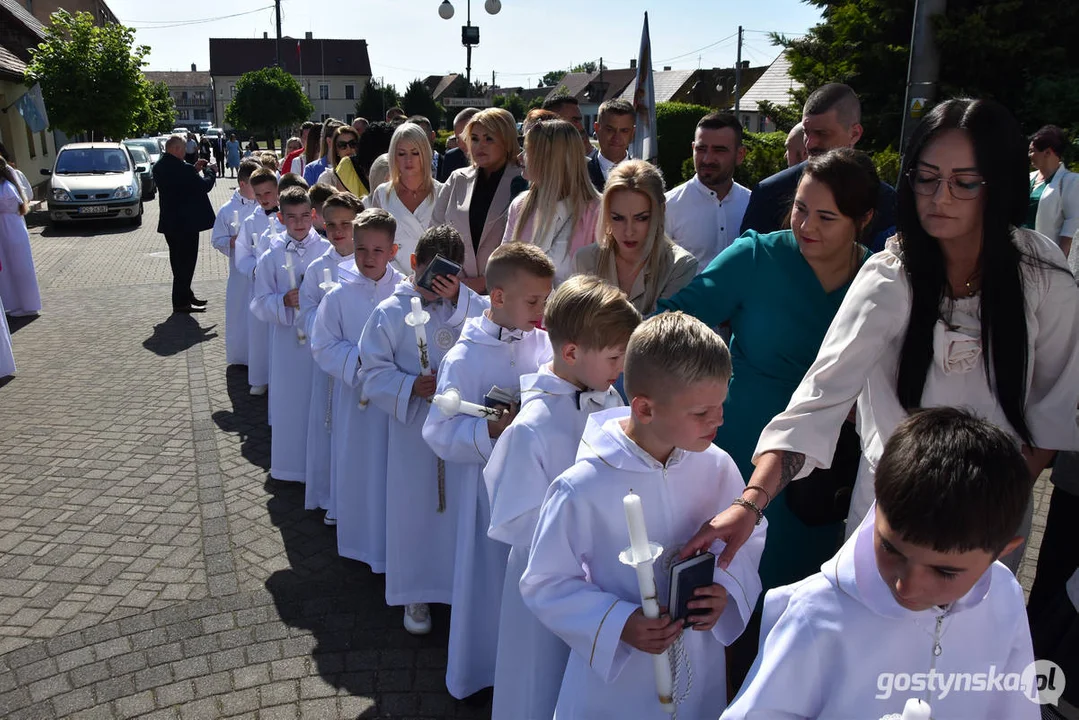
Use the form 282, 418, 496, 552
721, 506, 1038, 720
211, 190, 259, 365
484, 365, 623, 720
367, 182, 441, 276
422, 313, 552, 698
299, 247, 351, 514
521, 407, 766, 720
359, 279, 488, 607
235, 209, 284, 387
250, 229, 330, 481
755, 229, 1079, 535
309, 259, 403, 568
0, 179, 41, 316
0, 293, 14, 377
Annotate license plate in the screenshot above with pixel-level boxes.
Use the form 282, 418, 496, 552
77, 206, 109, 214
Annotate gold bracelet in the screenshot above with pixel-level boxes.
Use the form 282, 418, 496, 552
731, 497, 764, 526
743, 484, 772, 509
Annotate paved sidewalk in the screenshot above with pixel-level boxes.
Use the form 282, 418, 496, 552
0, 179, 1053, 719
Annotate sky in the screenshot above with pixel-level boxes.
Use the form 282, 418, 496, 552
108, 0, 822, 91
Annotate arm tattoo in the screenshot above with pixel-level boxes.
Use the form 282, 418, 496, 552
778, 451, 806, 492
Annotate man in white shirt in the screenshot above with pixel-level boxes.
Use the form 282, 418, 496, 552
586, 99, 635, 191
665, 112, 750, 272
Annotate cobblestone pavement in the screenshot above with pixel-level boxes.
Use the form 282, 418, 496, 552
0, 179, 1053, 719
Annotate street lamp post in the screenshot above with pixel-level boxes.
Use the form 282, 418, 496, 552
438, 0, 502, 93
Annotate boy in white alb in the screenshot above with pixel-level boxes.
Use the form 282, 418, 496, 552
309, 209, 403, 568
359, 224, 488, 635
422, 243, 556, 699
722, 408, 1039, 720
308, 182, 335, 237
484, 275, 641, 720
521, 313, 766, 719
250, 186, 330, 482
299, 191, 361, 522
234, 169, 285, 396
210, 158, 261, 365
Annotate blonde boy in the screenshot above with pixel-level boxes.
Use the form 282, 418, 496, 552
211, 158, 261, 365
485, 276, 641, 720
521, 312, 766, 719
300, 191, 362, 521
422, 242, 555, 699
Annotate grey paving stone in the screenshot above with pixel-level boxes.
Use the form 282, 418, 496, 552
114, 689, 155, 719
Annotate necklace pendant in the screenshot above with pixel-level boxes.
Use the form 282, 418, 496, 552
933, 642, 942, 657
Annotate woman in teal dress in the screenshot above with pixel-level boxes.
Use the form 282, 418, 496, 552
657, 147, 881, 685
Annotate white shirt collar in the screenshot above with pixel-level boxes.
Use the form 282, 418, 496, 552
597, 150, 627, 179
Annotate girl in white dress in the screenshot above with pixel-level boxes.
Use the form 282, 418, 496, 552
0, 292, 14, 378
0, 158, 41, 317
367, 123, 441, 275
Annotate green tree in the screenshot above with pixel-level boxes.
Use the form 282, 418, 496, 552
775, 0, 1079, 151
225, 67, 313, 151
24, 10, 151, 140
541, 70, 565, 88
755, 100, 802, 134
356, 80, 400, 121
655, 102, 713, 186
493, 94, 526, 121
132, 79, 176, 136
401, 79, 443, 126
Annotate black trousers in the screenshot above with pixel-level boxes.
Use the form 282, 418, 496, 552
163, 231, 198, 309
1028, 485, 1079, 621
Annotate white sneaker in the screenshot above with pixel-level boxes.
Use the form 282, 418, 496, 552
249, 384, 268, 396
403, 603, 432, 635
323, 514, 337, 526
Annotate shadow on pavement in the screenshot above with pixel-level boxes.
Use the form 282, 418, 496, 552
210, 364, 270, 471
6, 313, 39, 334
142, 312, 218, 357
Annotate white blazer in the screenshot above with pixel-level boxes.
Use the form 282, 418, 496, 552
1032, 167, 1079, 246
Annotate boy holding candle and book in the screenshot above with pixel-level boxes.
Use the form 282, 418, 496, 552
484, 275, 641, 720
309, 209, 404, 567
422, 242, 555, 700
299, 191, 362, 522
721, 408, 1039, 720
250, 186, 330, 483
357, 224, 488, 635
520, 312, 766, 719
211, 158, 261, 366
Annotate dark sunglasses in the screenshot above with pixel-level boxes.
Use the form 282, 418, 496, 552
336, 139, 358, 150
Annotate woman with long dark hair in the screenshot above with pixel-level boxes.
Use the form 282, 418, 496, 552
681, 98, 1079, 573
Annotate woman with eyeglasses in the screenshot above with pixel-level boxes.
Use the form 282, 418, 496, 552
680, 98, 1079, 577
317, 126, 360, 193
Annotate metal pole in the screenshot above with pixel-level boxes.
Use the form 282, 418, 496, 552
900, 0, 947, 153
734, 26, 743, 113
465, 0, 472, 91
275, 0, 282, 67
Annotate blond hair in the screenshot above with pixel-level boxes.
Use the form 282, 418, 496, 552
596, 159, 676, 314
512, 120, 599, 255
368, 153, 390, 192
465, 108, 518, 168
485, 241, 555, 290
388, 123, 435, 200
623, 312, 732, 399
259, 151, 279, 172
353, 207, 397, 244
544, 275, 641, 351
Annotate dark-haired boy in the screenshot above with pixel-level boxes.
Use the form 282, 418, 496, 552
250, 186, 330, 483
211, 158, 261, 364
722, 407, 1039, 720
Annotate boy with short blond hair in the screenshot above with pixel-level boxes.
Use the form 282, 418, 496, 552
310, 209, 404, 567
422, 241, 556, 699
211, 158, 261, 365
359, 224, 488, 636
521, 312, 766, 719
485, 275, 641, 720
250, 186, 331, 482
299, 191, 363, 521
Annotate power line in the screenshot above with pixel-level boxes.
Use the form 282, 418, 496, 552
127, 5, 273, 29
655, 32, 739, 64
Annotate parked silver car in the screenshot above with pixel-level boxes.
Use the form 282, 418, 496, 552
42, 143, 144, 226
126, 146, 156, 200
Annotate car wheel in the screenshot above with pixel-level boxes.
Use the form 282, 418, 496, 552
129, 203, 143, 226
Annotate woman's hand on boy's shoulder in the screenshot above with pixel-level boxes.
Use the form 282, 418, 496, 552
620, 608, 682, 655
686, 584, 728, 632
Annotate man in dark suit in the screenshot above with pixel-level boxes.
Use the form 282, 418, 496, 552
437, 107, 480, 182
585, 99, 635, 192
153, 135, 216, 313
740, 83, 897, 252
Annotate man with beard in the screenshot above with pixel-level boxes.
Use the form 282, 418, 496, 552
664, 112, 750, 272
738, 83, 897, 251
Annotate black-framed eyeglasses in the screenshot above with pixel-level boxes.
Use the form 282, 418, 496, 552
336, 139, 358, 150
906, 169, 986, 200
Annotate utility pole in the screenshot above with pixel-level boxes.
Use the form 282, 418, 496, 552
734, 25, 743, 113
900, 0, 947, 152
274, 0, 282, 67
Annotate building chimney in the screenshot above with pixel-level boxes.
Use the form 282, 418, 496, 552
663, 66, 671, 71
305, 31, 313, 40
191, 63, 196, 72
740, 60, 750, 70
263, 31, 268, 39
630, 59, 637, 70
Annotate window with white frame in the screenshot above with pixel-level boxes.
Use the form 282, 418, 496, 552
319, 84, 329, 100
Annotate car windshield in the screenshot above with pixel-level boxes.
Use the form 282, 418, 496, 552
55, 148, 131, 174
128, 147, 149, 164
125, 140, 158, 156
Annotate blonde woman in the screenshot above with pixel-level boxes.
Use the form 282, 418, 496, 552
318, 125, 362, 194
432, 107, 523, 292
368, 123, 443, 273
574, 160, 697, 313
502, 120, 600, 284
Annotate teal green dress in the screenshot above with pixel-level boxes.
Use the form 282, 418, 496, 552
657, 229, 870, 594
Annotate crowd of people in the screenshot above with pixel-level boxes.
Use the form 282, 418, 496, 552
194, 81, 1079, 719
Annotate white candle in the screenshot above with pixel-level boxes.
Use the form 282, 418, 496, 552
250, 231, 258, 249
432, 388, 503, 419
901, 699, 931, 720
231, 210, 239, 231
322, 267, 332, 286
284, 252, 298, 289
404, 296, 433, 376
623, 492, 652, 565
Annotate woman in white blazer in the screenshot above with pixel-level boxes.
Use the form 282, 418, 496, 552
1028, 124, 1079, 257
432, 108, 523, 293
